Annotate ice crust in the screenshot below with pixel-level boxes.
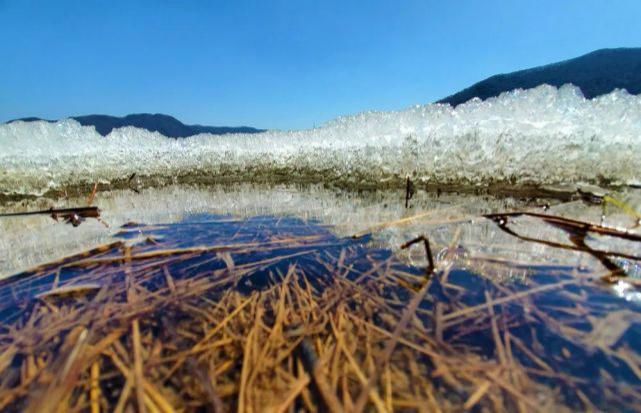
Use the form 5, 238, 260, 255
1, 84, 641, 195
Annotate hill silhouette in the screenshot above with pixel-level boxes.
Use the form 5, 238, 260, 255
7, 113, 265, 138
438, 48, 641, 106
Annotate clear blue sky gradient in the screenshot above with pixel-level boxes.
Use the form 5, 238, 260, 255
1, 0, 640, 130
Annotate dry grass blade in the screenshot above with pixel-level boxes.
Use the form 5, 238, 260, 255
132, 319, 146, 413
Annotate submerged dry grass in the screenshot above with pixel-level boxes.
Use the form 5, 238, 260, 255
0, 209, 640, 412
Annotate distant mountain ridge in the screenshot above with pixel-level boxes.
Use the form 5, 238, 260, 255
7, 113, 265, 138
438, 48, 641, 106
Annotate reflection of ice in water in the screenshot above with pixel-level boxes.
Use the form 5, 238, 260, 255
2, 184, 640, 295
614, 281, 641, 303
2, 84, 641, 196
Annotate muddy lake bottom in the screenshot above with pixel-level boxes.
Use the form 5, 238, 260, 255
1, 184, 641, 412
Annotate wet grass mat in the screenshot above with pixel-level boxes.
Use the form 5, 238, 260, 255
1, 215, 641, 412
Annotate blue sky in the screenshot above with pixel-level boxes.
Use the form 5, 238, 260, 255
1, 1, 639, 130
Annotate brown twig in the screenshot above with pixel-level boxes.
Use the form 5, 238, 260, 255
400, 235, 435, 276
